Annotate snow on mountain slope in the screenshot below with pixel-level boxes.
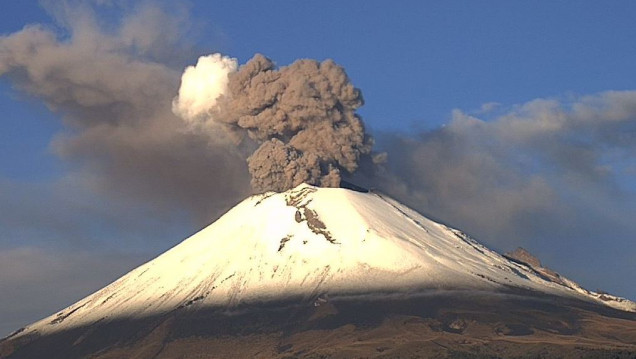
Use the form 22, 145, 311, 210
12, 184, 636, 338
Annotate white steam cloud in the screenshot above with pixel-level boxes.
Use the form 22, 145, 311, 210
172, 53, 238, 123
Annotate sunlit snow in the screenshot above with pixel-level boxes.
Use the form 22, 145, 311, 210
16, 184, 635, 338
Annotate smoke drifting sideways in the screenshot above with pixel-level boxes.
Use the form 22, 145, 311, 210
0, 2, 252, 225
173, 54, 376, 192
0, 0, 377, 226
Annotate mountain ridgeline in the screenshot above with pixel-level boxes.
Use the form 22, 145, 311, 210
1, 184, 635, 358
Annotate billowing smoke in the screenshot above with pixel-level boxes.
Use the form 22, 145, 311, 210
173, 54, 374, 192
0, 0, 376, 226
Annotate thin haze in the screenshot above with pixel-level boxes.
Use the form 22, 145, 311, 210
370, 95, 636, 249
1, 0, 635, 336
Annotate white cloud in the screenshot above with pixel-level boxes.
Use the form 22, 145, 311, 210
172, 53, 238, 123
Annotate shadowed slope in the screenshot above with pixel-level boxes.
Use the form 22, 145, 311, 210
1, 291, 635, 359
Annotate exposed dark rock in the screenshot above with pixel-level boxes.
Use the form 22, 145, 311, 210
505, 247, 542, 268
339, 180, 369, 193
278, 236, 292, 252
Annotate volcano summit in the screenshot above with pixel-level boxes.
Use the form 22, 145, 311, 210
2, 184, 635, 358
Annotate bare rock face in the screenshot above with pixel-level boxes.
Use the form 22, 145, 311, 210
505, 247, 543, 268
505, 247, 569, 286
503, 247, 636, 311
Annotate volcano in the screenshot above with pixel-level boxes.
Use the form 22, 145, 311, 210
2, 184, 635, 358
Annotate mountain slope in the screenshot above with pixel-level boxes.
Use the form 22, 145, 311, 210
8, 183, 633, 343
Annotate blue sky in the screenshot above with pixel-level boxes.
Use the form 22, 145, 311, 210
1, 1, 635, 336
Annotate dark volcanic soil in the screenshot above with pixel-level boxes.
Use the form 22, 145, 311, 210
2, 290, 635, 359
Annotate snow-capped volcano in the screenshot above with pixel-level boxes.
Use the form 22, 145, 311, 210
11, 184, 636, 339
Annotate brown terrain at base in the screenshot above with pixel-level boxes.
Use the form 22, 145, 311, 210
1, 289, 635, 359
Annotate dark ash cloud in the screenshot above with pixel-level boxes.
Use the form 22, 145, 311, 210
175, 53, 377, 192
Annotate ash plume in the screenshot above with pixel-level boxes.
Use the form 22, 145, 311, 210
173, 54, 374, 192
0, 1, 251, 224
